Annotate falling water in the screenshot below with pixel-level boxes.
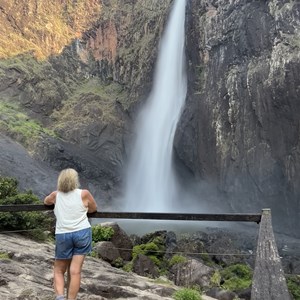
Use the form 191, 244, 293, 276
124, 0, 187, 212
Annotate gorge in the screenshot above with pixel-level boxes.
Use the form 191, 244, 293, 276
0, 0, 299, 239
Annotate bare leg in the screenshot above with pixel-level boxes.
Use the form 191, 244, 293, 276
54, 259, 71, 296
67, 255, 85, 299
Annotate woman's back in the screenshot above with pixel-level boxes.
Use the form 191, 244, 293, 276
54, 189, 90, 234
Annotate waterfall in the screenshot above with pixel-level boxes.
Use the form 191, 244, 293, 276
124, 0, 187, 212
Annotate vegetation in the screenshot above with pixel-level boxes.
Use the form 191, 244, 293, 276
0, 252, 10, 260
219, 264, 253, 292
172, 288, 202, 300
169, 254, 187, 267
0, 176, 54, 241
287, 275, 300, 300
92, 224, 114, 243
132, 236, 166, 268
123, 261, 133, 273
52, 78, 128, 129
0, 0, 101, 59
0, 101, 57, 148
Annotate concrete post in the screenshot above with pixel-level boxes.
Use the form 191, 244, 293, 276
251, 209, 291, 300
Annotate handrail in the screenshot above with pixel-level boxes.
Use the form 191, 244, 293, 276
0, 204, 262, 222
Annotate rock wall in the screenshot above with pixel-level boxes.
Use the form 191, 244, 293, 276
176, 0, 300, 236
0, 0, 299, 237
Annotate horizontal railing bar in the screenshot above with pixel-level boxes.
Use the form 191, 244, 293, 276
0, 205, 261, 223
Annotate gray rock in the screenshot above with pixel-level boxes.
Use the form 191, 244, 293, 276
94, 241, 121, 264
132, 254, 159, 279
101, 222, 133, 261
0, 233, 177, 300
170, 258, 215, 288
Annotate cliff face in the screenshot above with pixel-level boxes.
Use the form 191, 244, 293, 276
0, 0, 299, 236
0, 0, 172, 203
176, 0, 300, 235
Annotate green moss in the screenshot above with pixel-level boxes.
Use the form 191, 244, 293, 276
169, 254, 187, 267
123, 261, 133, 273
173, 288, 203, 300
51, 78, 128, 130
131, 236, 166, 269
0, 101, 57, 147
210, 270, 221, 287
0, 252, 10, 260
287, 275, 300, 300
220, 264, 253, 292
112, 257, 124, 268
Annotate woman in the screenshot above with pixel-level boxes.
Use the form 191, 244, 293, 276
44, 168, 97, 300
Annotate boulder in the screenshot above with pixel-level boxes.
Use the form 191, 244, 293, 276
101, 222, 133, 261
94, 241, 121, 264
206, 287, 237, 300
170, 258, 214, 288
0, 233, 177, 300
132, 254, 159, 278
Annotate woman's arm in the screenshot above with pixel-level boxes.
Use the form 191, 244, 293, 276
81, 189, 97, 213
44, 191, 57, 205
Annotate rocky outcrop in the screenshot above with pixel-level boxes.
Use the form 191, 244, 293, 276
0, 233, 177, 300
0, 0, 173, 207
0, 0, 299, 239
176, 0, 300, 237
0, 232, 222, 300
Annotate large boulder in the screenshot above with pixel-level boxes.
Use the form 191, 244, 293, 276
94, 241, 121, 265
101, 222, 133, 261
132, 254, 159, 279
169, 258, 215, 288
0, 233, 177, 300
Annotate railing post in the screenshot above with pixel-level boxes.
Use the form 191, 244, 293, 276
251, 208, 291, 300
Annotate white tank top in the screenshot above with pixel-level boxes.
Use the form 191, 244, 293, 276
54, 189, 91, 234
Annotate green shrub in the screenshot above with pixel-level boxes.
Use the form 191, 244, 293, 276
169, 254, 187, 267
0, 177, 18, 199
287, 275, 300, 300
92, 224, 114, 242
0, 178, 54, 241
132, 242, 162, 266
133, 242, 159, 258
112, 257, 124, 268
123, 261, 133, 272
173, 288, 202, 300
0, 252, 10, 260
210, 270, 221, 287
220, 264, 252, 292
200, 252, 214, 266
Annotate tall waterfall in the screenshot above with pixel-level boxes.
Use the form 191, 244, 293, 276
124, 0, 187, 212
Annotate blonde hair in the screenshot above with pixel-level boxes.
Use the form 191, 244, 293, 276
57, 168, 80, 193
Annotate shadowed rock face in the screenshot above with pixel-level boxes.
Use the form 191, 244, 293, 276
176, 0, 300, 236
0, 0, 299, 237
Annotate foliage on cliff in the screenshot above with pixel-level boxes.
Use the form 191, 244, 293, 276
0, 0, 101, 59
0, 176, 53, 240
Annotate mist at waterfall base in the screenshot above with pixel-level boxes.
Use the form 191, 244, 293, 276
113, 0, 236, 235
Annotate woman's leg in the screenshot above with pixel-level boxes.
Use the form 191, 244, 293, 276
54, 259, 71, 296
67, 255, 85, 299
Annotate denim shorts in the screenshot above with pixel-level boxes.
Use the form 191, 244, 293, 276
55, 227, 92, 259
